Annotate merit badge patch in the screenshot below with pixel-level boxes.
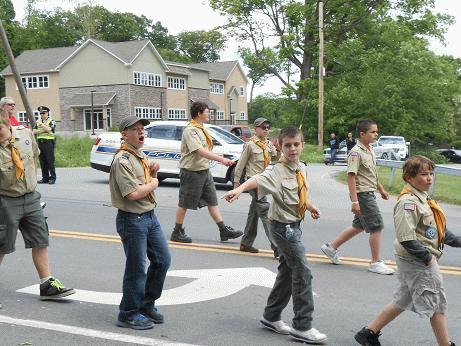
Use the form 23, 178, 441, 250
425, 226, 437, 239
403, 203, 416, 211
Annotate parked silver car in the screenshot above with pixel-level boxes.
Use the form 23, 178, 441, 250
323, 140, 396, 164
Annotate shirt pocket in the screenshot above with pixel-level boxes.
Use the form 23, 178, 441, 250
0, 159, 16, 187
252, 147, 264, 164
422, 212, 436, 228
281, 179, 299, 205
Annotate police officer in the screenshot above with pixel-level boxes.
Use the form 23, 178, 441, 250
34, 106, 56, 184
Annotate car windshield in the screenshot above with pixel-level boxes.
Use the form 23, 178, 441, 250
379, 137, 405, 145
208, 126, 244, 144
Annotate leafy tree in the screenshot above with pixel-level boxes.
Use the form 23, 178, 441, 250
176, 30, 226, 63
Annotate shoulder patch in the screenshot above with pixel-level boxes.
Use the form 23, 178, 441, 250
403, 203, 416, 211
350, 152, 359, 157
118, 155, 131, 169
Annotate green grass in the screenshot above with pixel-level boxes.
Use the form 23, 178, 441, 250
301, 143, 325, 163
336, 167, 461, 205
54, 136, 94, 167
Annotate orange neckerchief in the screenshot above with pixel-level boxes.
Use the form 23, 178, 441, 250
8, 136, 25, 181
399, 186, 446, 247
280, 161, 309, 219
251, 136, 270, 168
189, 119, 213, 150
117, 143, 156, 205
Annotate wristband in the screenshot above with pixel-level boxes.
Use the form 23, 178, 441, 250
351, 201, 359, 205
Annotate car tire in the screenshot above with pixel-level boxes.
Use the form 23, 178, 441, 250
382, 153, 388, 160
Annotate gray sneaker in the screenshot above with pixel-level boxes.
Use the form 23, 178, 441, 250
321, 243, 342, 265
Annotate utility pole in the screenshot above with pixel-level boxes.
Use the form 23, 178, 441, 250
0, 19, 36, 127
317, 0, 324, 151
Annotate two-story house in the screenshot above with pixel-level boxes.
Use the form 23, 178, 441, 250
1, 39, 248, 135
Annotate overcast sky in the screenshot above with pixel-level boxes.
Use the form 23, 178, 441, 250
10, 0, 461, 96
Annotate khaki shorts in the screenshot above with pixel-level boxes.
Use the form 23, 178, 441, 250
392, 256, 447, 318
352, 191, 384, 233
0, 191, 49, 254
178, 168, 218, 210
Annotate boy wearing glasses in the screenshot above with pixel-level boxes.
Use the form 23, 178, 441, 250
234, 117, 280, 256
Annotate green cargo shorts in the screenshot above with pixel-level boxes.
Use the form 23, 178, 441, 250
0, 191, 49, 254
178, 168, 218, 210
352, 191, 384, 233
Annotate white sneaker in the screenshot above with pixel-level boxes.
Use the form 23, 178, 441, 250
368, 260, 395, 275
321, 243, 342, 264
260, 317, 291, 335
290, 327, 328, 344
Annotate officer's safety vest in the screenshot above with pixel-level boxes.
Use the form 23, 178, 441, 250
36, 118, 56, 140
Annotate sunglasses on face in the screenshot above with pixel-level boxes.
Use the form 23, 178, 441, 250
259, 126, 270, 130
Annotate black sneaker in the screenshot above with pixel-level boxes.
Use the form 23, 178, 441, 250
37, 179, 49, 184
354, 327, 382, 346
220, 226, 243, 241
450, 342, 455, 346
141, 307, 164, 324
48, 180, 56, 185
117, 313, 153, 330
40, 278, 76, 300
170, 227, 192, 243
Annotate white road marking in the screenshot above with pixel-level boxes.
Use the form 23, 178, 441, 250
0, 314, 198, 345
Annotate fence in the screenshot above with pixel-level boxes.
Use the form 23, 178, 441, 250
377, 159, 461, 197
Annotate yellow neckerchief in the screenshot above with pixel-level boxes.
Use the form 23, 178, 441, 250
398, 186, 446, 247
189, 119, 213, 150
117, 143, 156, 205
8, 134, 25, 181
279, 160, 308, 219
251, 136, 270, 168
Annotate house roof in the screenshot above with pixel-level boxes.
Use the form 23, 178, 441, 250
190, 61, 247, 82
190, 96, 218, 110
1, 39, 168, 76
165, 62, 191, 76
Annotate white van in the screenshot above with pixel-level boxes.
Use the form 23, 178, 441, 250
377, 136, 409, 161
90, 121, 244, 183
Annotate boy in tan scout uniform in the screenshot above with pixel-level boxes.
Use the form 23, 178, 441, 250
355, 155, 460, 346
170, 101, 242, 243
0, 109, 74, 308
224, 126, 327, 344
234, 117, 280, 255
110, 116, 171, 330
321, 119, 395, 275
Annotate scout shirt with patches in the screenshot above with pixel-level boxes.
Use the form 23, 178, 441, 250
347, 141, 378, 192
234, 139, 278, 183
109, 144, 156, 214
179, 125, 210, 171
254, 158, 308, 223
393, 183, 441, 261
0, 126, 39, 197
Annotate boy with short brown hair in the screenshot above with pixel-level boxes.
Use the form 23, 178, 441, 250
355, 155, 460, 346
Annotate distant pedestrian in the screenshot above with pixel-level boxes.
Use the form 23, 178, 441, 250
0, 96, 20, 126
328, 132, 340, 165
346, 132, 356, 152
223, 126, 327, 344
233, 117, 280, 256
0, 109, 75, 309
321, 119, 395, 275
170, 101, 242, 243
33, 106, 57, 184
109, 116, 171, 330
355, 155, 460, 346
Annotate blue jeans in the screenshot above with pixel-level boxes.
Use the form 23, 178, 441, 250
116, 210, 171, 321
330, 148, 337, 164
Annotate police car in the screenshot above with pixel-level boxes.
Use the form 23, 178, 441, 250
90, 120, 245, 183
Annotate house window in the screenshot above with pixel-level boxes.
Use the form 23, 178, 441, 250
209, 109, 215, 120
20, 75, 49, 89
17, 111, 40, 123
240, 86, 245, 96
216, 111, 224, 120
210, 83, 224, 94
84, 108, 111, 131
167, 77, 185, 90
135, 107, 162, 120
133, 72, 162, 87
168, 108, 186, 119
239, 111, 246, 120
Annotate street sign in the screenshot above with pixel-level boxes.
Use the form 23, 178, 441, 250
17, 267, 277, 306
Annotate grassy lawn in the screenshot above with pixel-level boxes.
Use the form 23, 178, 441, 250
54, 136, 94, 167
336, 167, 461, 205
301, 143, 325, 164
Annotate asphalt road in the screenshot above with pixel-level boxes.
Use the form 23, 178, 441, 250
0, 164, 460, 346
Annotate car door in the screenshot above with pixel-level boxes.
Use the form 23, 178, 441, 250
144, 124, 182, 175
